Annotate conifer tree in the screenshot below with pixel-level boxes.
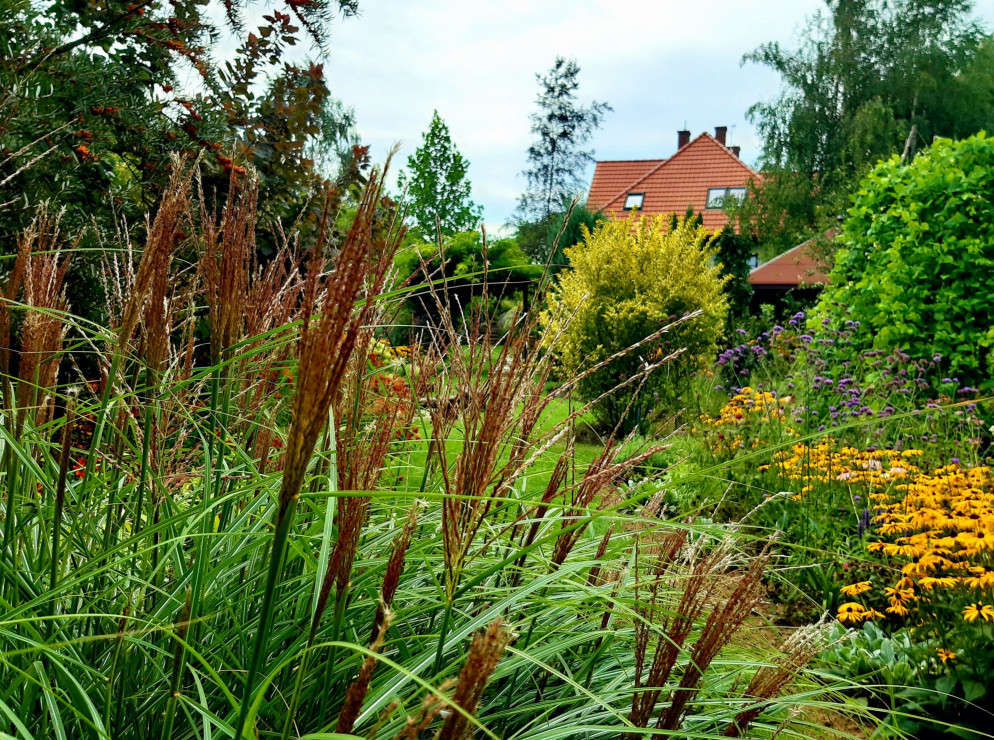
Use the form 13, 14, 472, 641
399, 111, 482, 238
519, 57, 610, 220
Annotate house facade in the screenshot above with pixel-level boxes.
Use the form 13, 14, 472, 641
586, 127, 760, 232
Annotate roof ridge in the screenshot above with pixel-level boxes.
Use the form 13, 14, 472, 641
706, 133, 762, 179
595, 158, 668, 164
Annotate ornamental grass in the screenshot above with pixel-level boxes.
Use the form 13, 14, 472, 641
0, 163, 869, 740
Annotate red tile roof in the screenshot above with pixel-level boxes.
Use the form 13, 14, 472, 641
587, 133, 760, 231
749, 237, 831, 287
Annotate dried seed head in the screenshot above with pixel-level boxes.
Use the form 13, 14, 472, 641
279, 158, 403, 522
198, 169, 257, 364
373, 501, 421, 641
435, 618, 513, 740
8, 206, 73, 430
119, 156, 193, 349
336, 611, 392, 735
657, 544, 772, 731
722, 616, 832, 737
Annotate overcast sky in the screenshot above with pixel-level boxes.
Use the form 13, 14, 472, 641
321, 0, 994, 229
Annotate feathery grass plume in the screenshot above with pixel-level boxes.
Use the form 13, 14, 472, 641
391, 682, 454, 740
408, 239, 683, 676
372, 500, 422, 642
336, 610, 392, 735
626, 533, 729, 735
435, 618, 513, 740
721, 617, 832, 737
279, 159, 402, 517
198, 169, 256, 365
0, 227, 30, 410
311, 322, 416, 639
417, 305, 560, 603
238, 235, 307, 423
234, 155, 404, 738
77, 157, 194, 504
12, 206, 73, 430
138, 215, 183, 378
116, 157, 194, 352
657, 542, 772, 731
549, 438, 661, 569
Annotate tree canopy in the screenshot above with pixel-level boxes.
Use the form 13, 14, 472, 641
398, 111, 482, 238
0, 0, 362, 240
817, 133, 994, 389
741, 0, 994, 254
518, 57, 610, 221
395, 231, 540, 336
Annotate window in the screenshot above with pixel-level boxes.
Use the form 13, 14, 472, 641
706, 186, 747, 210
747, 253, 759, 269
623, 192, 645, 211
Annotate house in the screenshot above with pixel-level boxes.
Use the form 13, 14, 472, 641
748, 233, 833, 307
587, 129, 835, 302
586, 127, 760, 232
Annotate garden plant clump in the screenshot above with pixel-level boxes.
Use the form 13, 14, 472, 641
688, 307, 994, 736
0, 161, 865, 739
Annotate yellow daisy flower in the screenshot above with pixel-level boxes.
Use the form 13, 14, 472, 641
840, 581, 873, 597
962, 603, 994, 623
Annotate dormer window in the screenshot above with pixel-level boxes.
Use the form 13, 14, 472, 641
623, 192, 645, 211
706, 187, 747, 209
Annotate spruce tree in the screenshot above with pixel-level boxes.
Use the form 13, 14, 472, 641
519, 57, 610, 220
399, 111, 482, 238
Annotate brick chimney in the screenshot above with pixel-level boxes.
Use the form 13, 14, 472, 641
714, 126, 727, 146
677, 130, 690, 149
730, 145, 741, 158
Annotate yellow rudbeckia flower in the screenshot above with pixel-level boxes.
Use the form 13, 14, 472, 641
962, 603, 994, 623
840, 581, 872, 597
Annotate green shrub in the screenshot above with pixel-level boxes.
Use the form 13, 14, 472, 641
818, 132, 994, 390
543, 213, 728, 429
394, 230, 541, 337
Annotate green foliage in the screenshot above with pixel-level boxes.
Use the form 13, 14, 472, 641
0, 0, 367, 331
0, 177, 861, 739
398, 111, 482, 238
305, 97, 364, 183
818, 132, 994, 389
687, 312, 994, 736
517, 199, 605, 272
742, 0, 994, 254
712, 226, 756, 321
821, 621, 994, 737
669, 208, 754, 325
395, 230, 540, 335
518, 57, 610, 221
0, 0, 359, 237
543, 214, 728, 430
725, 172, 824, 259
